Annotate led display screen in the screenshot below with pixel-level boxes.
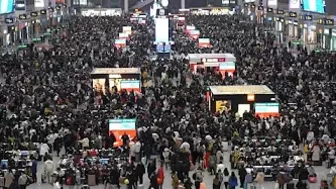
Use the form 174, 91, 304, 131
0, 0, 14, 14
302, 0, 324, 13
155, 17, 169, 44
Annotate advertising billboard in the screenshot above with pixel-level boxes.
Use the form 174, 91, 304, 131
108, 119, 136, 147
34, 0, 44, 8
267, 0, 277, 8
155, 17, 169, 44
254, 103, 280, 118
15, 0, 25, 11
120, 80, 141, 92
289, 0, 300, 9
302, 0, 324, 13
0, 0, 14, 14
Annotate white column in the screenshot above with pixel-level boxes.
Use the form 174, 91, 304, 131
181, 0, 185, 9
124, 0, 129, 13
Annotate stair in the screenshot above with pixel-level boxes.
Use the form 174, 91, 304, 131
130, 0, 154, 10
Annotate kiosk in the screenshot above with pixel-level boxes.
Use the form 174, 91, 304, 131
208, 85, 279, 118
91, 68, 141, 93
188, 53, 236, 76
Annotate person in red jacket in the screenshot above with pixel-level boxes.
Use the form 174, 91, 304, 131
157, 163, 165, 189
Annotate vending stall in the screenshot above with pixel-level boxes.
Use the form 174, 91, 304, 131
208, 85, 279, 118
91, 68, 141, 93
188, 53, 236, 75
198, 38, 211, 48
114, 39, 126, 48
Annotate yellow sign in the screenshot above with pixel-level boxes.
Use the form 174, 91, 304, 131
216, 100, 231, 113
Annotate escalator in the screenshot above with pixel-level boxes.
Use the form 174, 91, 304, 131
130, 0, 154, 10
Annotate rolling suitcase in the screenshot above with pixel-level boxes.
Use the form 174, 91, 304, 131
87, 174, 96, 186
286, 182, 295, 189
0, 177, 4, 187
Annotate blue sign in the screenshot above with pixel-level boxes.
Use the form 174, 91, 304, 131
303, 0, 325, 13
0, 0, 14, 14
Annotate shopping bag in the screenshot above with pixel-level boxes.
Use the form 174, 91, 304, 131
274, 182, 279, 189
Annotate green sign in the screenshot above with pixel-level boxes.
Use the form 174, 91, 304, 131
17, 44, 28, 49
32, 37, 42, 42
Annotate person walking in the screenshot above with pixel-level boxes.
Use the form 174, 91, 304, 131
135, 161, 145, 185
228, 172, 238, 189
4, 170, 14, 189
222, 168, 230, 189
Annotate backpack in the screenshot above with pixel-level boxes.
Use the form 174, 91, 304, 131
218, 173, 224, 183
66, 177, 73, 185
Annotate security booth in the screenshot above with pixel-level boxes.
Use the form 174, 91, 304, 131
91, 68, 141, 94
208, 85, 279, 118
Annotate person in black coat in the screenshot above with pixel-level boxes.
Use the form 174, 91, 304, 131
147, 159, 156, 180
238, 165, 247, 188
135, 162, 145, 184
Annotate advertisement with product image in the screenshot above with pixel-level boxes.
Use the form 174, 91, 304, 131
108, 119, 137, 147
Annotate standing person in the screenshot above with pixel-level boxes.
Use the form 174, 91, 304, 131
222, 168, 230, 189
18, 171, 28, 189
44, 158, 54, 184
147, 159, 156, 180
238, 165, 247, 188
157, 163, 165, 189
135, 161, 145, 185
171, 171, 179, 189
296, 178, 308, 189
4, 170, 14, 189
193, 167, 203, 189
255, 172, 265, 189
30, 157, 37, 183
328, 147, 335, 168
213, 174, 221, 189
228, 172, 238, 189
209, 152, 217, 175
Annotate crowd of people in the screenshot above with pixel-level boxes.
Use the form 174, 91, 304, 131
0, 8, 335, 189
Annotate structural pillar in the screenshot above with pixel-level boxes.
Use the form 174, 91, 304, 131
181, 0, 185, 9
124, 0, 129, 13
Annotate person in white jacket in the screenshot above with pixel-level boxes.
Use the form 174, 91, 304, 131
79, 137, 90, 149
40, 142, 50, 160
44, 159, 54, 184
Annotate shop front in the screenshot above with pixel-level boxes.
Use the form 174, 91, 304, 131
321, 28, 331, 50
287, 20, 299, 41
331, 29, 336, 51
208, 85, 279, 118
18, 14, 29, 42
274, 17, 285, 43
91, 68, 142, 93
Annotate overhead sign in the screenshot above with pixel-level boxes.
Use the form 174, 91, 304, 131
318, 18, 334, 25
301, 14, 313, 21
267, 0, 277, 7
276, 9, 284, 14
267, 7, 273, 12
30, 11, 38, 17
288, 11, 297, 17
18, 14, 27, 19
4, 17, 14, 24
40, 9, 46, 15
